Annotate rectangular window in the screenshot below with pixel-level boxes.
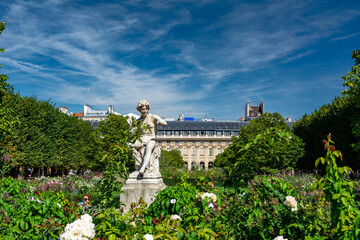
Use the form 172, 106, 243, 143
182, 131, 189, 135
209, 148, 213, 156
208, 131, 214, 135
200, 140, 204, 144
191, 130, 198, 135
216, 131, 222, 136
218, 141, 221, 144
158, 140, 162, 143
224, 131, 231, 135
166, 131, 172, 135
166, 140, 171, 144
217, 148, 221, 154
192, 148, 196, 156
183, 148, 188, 155
175, 140, 179, 144
184, 140, 187, 144
200, 131, 206, 135
200, 148, 205, 156
209, 140, 213, 144
167, 148, 170, 151
174, 131, 180, 135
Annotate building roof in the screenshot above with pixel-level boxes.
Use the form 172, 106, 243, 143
89, 119, 293, 130
73, 111, 84, 117
158, 121, 250, 131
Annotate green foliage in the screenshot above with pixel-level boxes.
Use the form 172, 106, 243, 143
147, 179, 198, 218
93, 209, 130, 239
159, 149, 184, 178
95, 115, 142, 208
94, 114, 135, 171
0, 21, 12, 102
0, 178, 78, 239
294, 51, 360, 170
0, 154, 17, 180
293, 96, 359, 170
314, 134, 360, 239
215, 113, 304, 183
0, 22, 18, 158
342, 50, 360, 152
228, 175, 330, 240
2, 94, 96, 171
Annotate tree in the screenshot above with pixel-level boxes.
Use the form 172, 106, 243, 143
293, 51, 360, 170
1, 92, 97, 175
342, 50, 360, 152
94, 113, 135, 171
293, 96, 359, 170
0, 21, 17, 163
0, 22, 11, 102
159, 149, 184, 177
214, 113, 305, 182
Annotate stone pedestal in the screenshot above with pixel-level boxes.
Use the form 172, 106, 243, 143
120, 171, 167, 211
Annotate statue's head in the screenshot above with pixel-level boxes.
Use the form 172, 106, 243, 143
137, 100, 150, 113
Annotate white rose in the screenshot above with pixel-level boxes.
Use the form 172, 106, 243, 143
72, 219, 87, 229
274, 236, 288, 240
60, 232, 71, 240
170, 199, 176, 204
208, 203, 215, 209
197, 192, 217, 202
69, 227, 82, 239
65, 223, 73, 232
143, 234, 154, 240
209, 193, 217, 202
170, 214, 182, 220
284, 196, 297, 211
81, 226, 95, 239
80, 214, 93, 224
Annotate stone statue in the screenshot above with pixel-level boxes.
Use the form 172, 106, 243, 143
132, 100, 167, 176
120, 100, 167, 211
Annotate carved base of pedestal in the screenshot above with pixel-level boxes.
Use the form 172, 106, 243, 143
120, 172, 167, 211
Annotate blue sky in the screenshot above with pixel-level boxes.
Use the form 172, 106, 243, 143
0, 0, 359, 120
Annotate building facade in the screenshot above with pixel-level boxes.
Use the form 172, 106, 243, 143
82, 105, 117, 122
71, 101, 294, 170
156, 121, 250, 170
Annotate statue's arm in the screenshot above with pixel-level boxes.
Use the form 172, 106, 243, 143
154, 114, 167, 126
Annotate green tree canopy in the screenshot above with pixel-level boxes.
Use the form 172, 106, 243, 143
293, 51, 360, 170
2, 93, 96, 172
94, 113, 136, 172
214, 113, 305, 181
159, 149, 183, 170
342, 50, 360, 152
0, 21, 17, 158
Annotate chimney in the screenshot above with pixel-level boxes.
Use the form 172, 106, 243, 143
245, 101, 250, 121
108, 105, 114, 114
84, 105, 91, 115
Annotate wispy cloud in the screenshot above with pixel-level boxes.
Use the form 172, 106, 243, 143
0, 0, 359, 119
332, 32, 360, 41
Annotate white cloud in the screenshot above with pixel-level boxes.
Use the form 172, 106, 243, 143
0, 0, 359, 119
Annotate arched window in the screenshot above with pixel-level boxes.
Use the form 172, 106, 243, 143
200, 161, 205, 169
184, 161, 188, 170
191, 161, 197, 171
208, 161, 213, 169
